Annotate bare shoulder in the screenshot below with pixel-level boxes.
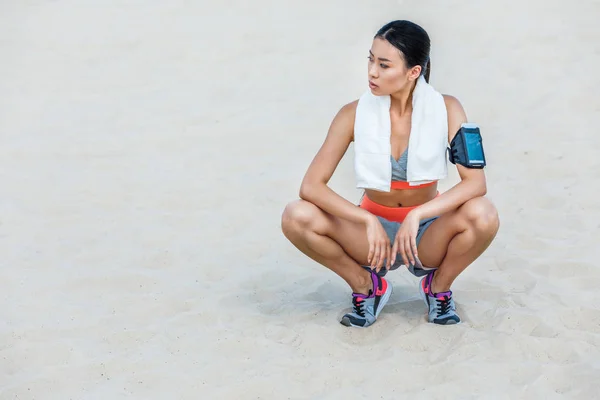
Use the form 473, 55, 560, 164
442, 94, 467, 122
340, 99, 359, 112
442, 94, 468, 141
329, 99, 359, 141
336, 99, 359, 122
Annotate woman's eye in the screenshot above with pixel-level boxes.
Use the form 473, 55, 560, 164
380, 64, 389, 69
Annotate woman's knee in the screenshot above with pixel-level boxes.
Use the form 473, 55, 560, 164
281, 199, 324, 236
460, 197, 500, 236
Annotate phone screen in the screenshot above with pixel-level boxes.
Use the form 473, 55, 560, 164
464, 132, 485, 164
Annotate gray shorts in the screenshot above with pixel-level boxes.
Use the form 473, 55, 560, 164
363, 215, 439, 278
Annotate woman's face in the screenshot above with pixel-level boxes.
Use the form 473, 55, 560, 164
367, 38, 420, 95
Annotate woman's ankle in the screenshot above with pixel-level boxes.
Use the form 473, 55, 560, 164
350, 269, 374, 295
431, 272, 452, 294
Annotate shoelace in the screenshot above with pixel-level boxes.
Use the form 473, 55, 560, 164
352, 297, 366, 317
436, 296, 451, 316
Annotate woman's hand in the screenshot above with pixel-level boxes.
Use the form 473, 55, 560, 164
364, 214, 391, 273
391, 210, 421, 267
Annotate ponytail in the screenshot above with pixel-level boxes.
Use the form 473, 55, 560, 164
424, 59, 431, 83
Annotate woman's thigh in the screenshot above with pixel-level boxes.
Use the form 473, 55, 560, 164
415, 211, 462, 268
283, 199, 372, 265
416, 197, 496, 268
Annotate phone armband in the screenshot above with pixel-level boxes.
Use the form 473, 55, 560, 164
448, 123, 486, 169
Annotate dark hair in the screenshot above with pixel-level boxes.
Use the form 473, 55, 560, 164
375, 20, 431, 82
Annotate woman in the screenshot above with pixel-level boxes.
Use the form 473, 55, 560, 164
281, 20, 499, 327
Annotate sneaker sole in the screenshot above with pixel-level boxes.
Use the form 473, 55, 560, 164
418, 276, 429, 307
375, 280, 393, 319
340, 281, 394, 328
340, 316, 363, 328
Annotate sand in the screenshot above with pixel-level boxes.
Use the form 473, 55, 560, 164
1, 0, 599, 399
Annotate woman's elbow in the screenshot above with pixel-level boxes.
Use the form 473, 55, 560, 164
474, 179, 487, 197
299, 180, 326, 202
461, 174, 487, 198
299, 182, 314, 201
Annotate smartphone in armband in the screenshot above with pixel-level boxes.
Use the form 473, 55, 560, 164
448, 123, 486, 169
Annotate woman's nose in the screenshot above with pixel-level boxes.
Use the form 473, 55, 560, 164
368, 64, 378, 79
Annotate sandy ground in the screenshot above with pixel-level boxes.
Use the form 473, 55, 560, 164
1, 0, 600, 399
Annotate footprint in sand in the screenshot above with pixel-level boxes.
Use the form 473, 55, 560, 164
558, 307, 600, 334
263, 325, 301, 346
487, 309, 559, 337
529, 321, 560, 338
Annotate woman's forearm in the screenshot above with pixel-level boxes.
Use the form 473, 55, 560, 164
299, 183, 373, 225
413, 177, 487, 220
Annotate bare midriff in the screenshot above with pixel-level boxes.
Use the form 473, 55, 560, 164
364, 183, 438, 208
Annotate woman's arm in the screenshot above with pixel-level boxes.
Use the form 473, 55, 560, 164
299, 101, 374, 225
412, 95, 488, 220
300, 101, 397, 270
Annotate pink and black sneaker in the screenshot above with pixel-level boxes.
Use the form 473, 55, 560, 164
340, 271, 393, 328
419, 271, 460, 325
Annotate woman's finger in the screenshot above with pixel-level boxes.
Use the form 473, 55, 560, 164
405, 236, 414, 265
372, 243, 381, 269
411, 234, 418, 261
386, 241, 392, 270
398, 236, 408, 266
390, 238, 398, 266
376, 240, 385, 271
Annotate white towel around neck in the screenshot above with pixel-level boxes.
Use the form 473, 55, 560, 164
353, 75, 449, 192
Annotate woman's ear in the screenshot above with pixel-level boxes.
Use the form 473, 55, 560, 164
408, 65, 422, 81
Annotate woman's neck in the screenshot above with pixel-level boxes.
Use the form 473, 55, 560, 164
389, 80, 417, 117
